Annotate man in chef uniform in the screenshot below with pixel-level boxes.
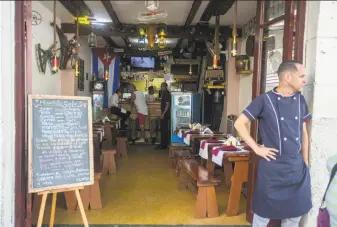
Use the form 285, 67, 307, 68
234, 60, 312, 227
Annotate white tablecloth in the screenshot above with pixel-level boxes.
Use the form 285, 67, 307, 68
211, 147, 248, 166
199, 140, 225, 159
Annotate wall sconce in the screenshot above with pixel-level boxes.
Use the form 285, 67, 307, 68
139, 28, 146, 37
158, 36, 166, 48
88, 32, 97, 48
105, 68, 109, 81
51, 55, 59, 73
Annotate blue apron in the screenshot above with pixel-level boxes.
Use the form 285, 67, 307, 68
243, 89, 312, 219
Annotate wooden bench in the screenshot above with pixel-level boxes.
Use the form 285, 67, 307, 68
177, 159, 219, 218
203, 144, 249, 216
116, 137, 128, 157
168, 145, 191, 168
173, 149, 198, 176
101, 139, 117, 175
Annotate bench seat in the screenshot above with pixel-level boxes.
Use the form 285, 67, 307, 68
177, 159, 219, 218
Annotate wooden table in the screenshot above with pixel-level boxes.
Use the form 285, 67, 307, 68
188, 133, 227, 153
202, 144, 249, 217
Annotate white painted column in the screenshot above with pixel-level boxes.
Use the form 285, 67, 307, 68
302, 1, 337, 226
0, 1, 16, 227
0, 1, 15, 227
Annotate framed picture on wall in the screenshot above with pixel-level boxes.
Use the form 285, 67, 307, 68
77, 58, 85, 91
86, 72, 88, 80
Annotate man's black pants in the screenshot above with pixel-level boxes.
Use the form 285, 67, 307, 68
160, 117, 170, 148
110, 106, 131, 128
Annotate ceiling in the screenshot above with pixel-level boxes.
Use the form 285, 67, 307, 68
39, 1, 257, 49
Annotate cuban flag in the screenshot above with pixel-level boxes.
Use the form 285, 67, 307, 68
92, 49, 120, 108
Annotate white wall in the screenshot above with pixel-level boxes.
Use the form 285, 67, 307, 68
302, 1, 337, 226
238, 37, 253, 113
32, 1, 61, 95
77, 37, 93, 97
0, 1, 15, 227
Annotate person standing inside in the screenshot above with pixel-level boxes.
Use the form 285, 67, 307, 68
146, 86, 158, 144
109, 89, 130, 129
234, 60, 312, 226
156, 82, 171, 149
128, 84, 148, 143
146, 86, 156, 102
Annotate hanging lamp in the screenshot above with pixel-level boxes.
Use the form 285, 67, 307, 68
51, 0, 59, 73
104, 47, 109, 81
74, 11, 80, 77
231, 0, 238, 57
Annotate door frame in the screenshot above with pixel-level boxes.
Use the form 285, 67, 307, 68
246, 0, 307, 224
14, 0, 32, 227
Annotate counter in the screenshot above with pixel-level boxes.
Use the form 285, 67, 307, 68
119, 101, 162, 142
119, 101, 161, 118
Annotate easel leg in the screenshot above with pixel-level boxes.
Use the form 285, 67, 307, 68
75, 189, 89, 227
37, 193, 48, 227
49, 192, 57, 227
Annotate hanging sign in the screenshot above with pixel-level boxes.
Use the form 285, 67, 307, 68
157, 50, 172, 56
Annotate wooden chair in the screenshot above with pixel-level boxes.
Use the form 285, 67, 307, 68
116, 137, 128, 157
177, 159, 219, 218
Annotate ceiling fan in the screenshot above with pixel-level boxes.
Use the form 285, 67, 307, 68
134, 0, 168, 24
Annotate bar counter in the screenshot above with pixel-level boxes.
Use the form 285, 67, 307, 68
119, 100, 161, 118
119, 100, 162, 142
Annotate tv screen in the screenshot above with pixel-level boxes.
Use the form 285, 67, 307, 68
131, 57, 155, 69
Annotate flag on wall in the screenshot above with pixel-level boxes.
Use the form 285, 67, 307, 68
92, 49, 120, 108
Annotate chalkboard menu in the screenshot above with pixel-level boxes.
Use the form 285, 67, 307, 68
28, 95, 94, 193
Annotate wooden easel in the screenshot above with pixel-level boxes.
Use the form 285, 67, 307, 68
36, 187, 88, 227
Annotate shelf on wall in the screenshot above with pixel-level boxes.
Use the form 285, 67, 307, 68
236, 70, 253, 75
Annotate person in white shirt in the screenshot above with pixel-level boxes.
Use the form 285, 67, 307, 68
146, 86, 155, 102
109, 89, 130, 129
128, 84, 148, 143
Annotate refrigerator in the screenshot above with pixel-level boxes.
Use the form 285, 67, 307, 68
170, 92, 201, 146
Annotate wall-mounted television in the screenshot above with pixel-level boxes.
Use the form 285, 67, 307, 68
131, 57, 155, 69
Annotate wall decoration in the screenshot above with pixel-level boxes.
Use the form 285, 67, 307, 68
32, 11, 42, 26
77, 58, 85, 91
86, 73, 89, 80
35, 23, 78, 74
242, 16, 256, 39
36, 43, 56, 74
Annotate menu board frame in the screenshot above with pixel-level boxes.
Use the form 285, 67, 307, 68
28, 94, 94, 193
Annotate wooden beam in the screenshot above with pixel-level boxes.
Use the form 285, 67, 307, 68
58, 0, 118, 47
200, 0, 235, 22
102, 37, 118, 47
61, 23, 238, 41
176, 0, 202, 49
101, 0, 120, 26
58, 0, 93, 17
101, 0, 130, 48
92, 47, 204, 58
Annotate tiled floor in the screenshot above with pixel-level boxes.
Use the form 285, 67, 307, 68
33, 145, 249, 226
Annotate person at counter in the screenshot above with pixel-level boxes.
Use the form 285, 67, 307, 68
109, 89, 131, 129
146, 86, 155, 102
129, 84, 148, 143
156, 82, 171, 149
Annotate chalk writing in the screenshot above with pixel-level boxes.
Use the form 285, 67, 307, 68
31, 98, 91, 190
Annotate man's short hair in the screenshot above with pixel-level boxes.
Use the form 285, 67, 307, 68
277, 60, 302, 76
161, 82, 168, 88
148, 86, 154, 90
115, 89, 121, 94
128, 83, 136, 89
